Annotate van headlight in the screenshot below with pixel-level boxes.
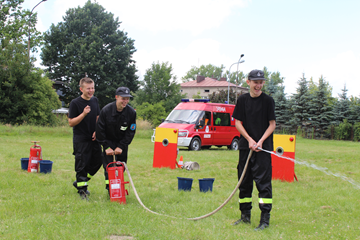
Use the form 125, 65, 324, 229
178, 131, 187, 137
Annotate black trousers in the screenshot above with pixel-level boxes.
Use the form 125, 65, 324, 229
237, 149, 272, 213
73, 141, 103, 190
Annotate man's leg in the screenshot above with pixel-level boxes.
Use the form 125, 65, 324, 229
253, 151, 272, 230
233, 149, 253, 225
73, 142, 91, 199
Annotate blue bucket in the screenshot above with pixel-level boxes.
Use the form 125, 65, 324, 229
199, 178, 215, 192
21, 158, 29, 170
177, 177, 193, 191
39, 160, 53, 174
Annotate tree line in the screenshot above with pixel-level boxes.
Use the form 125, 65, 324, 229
188, 65, 360, 141
1, 0, 360, 142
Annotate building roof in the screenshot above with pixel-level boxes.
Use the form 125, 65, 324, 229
181, 77, 246, 89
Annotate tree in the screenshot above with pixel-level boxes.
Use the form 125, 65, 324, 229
308, 76, 333, 138
262, 67, 284, 94
182, 64, 225, 82
273, 85, 292, 133
41, 0, 138, 108
265, 76, 278, 97
331, 85, 351, 125
1, 0, 43, 59
208, 88, 239, 104
1, 0, 61, 125
289, 73, 311, 130
349, 96, 360, 124
134, 62, 185, 113
0, 42, 61, 125
308, 76, 333, 102
224, 70, 246, 86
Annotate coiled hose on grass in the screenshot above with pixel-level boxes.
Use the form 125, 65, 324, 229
121, 149, 253, 221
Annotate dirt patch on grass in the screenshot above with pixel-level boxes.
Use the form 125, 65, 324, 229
108, 235, 134, 240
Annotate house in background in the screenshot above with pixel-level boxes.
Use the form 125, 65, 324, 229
180, 75, 249, 99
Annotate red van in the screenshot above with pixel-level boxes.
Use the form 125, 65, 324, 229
152, 99, 240, 151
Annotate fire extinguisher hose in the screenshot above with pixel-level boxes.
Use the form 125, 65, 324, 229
122, 149, 253, 221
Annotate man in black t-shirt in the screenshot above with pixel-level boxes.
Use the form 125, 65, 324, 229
68, 77, 102, 200
232, 69, 276, 230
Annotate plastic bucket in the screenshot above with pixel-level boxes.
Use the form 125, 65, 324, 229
39, 160, 53, 174
21, 158, 29, 170
199, 178, 215, 192
177, 177, 193, 191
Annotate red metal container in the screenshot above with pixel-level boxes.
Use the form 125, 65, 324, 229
28, 142, 42, 173
106, 161, 129, 204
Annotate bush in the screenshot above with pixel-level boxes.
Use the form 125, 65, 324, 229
353, 122, 360, 141
296, 126, 303, 137
334, 119, 352, 140
136, 102, 168, 127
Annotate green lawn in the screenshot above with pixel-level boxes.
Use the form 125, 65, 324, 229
0, 125, 359, 239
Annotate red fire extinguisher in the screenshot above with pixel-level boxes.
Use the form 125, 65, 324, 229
106, 155, 129, 204
28, 141, 42, 173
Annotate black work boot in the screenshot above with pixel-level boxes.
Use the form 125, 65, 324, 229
255, 212, 270, 230
73, 181, 90, 195
79, 189, 89, 201
232, 211, 251, 225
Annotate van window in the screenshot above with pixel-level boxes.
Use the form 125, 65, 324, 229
165, 109, 202, 124
198, 111, 211, 128
213, 112, 231, 126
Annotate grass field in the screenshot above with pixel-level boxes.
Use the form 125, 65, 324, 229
0, 124, 360, 239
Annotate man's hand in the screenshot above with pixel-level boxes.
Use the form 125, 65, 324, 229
248, 139, 257, 151
254, 141, 263, 152
114, 147, 123, 155
92, 131, 96, 141
105, 147, 114, 155
68, 105, 91, 127
83, 105, 91, 115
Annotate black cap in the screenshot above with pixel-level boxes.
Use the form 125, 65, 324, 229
248, 69, 267, 81
116, 87, 132, 97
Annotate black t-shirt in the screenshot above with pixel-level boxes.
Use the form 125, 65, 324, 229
232, 93, 276, 150
68, 96, 101, 142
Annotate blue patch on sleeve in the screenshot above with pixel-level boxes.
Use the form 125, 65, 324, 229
130, 124, 136, 131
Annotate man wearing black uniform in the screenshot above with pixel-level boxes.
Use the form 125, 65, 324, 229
96, 87, 136, 195
68, 77, 103, 200
232, 69, 276, 230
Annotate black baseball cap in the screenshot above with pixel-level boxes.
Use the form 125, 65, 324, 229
248, 69, 267, 81
116, 87, 132, 97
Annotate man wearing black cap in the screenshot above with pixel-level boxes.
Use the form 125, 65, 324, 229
231, 69, 276, 230
96, 87, 137, 194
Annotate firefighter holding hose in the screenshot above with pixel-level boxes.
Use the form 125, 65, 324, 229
232, 69, 276, 230
96, 87, 136, 196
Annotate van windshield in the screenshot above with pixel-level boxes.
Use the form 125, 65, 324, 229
164, 110, 202, 124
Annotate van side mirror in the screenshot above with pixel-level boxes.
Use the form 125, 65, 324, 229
161, 118, 165, 123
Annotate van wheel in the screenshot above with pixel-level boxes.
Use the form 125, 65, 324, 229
189, 137, 201, 151
228, 138, 239, 150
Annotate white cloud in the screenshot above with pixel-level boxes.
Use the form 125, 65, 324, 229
97, 0, 249, 35
30, 0, 249, 36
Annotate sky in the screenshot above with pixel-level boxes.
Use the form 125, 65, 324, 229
22, 0, 360, 98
